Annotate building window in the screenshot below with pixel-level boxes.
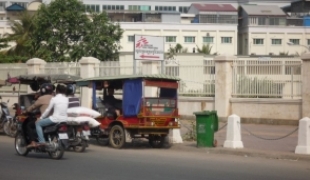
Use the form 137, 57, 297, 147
307, 39, 310, 45
271, 39, 282, 45
289, 39, 300, 45
155, 6, 176, 12
103, 5, 124, 10
178, 6, 188, 13
128, 36, 134, 42
258, 17, 266, 25
140, 5, 151, 11
85, 4, 100, 12
129, 5, 151, 11
184, 36, 195, 43
203, 37, 214, 43
253, 38, 264, 45
165, 36, 176, 43
221, 37, 232, 44
0, 2, 5, 7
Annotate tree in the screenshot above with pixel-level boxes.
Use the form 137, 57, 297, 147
32, 0, 123, 62
196, 44, 213, 55
3, 11, 35, 57
74, 12, 123, 61
0, 38, 8, 50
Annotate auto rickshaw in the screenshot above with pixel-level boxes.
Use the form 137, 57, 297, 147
76, 74, 181, 149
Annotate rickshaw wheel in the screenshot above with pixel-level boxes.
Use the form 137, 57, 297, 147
109, 125, 125, 149
149, 135, 165, 148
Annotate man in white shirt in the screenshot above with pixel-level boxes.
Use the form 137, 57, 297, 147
35, 84, 69, 144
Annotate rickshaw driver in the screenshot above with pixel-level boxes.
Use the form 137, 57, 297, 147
102, 81, 121, 116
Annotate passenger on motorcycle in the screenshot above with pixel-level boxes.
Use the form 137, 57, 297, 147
66, 84, 80, 108
35, 84, 69, 145
25, 83, 54, 148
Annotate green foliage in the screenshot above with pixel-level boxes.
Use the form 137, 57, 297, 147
236, 76, 284, 98
196, 44, 212, 55
0, 51, 28, 63
0, 0, 123, 63
279, 51, 289, 56
166, 43, 187, 59
182, 121, 196, 141
3, 11, 35, 58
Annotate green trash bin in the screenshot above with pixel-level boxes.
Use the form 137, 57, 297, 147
193, 110, 218, 147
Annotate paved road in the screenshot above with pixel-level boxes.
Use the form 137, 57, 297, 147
0, 135, 309, 180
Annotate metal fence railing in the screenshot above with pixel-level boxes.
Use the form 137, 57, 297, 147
160, 59, 215, 97
0, 56, 303, 98
232, 57, 302, 99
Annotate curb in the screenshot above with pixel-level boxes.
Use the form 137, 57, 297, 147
179, 118, 298, 126
171, 142, 310, 162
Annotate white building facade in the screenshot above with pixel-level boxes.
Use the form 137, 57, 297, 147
0, 0, 306, 57
120, 22, 238, 55
240, 26, 310, 56
238, 4, 310, 56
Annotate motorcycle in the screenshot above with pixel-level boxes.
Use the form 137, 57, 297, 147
14, 112, 69, 160
67, 121, 90, 152
0, 95, 14, 137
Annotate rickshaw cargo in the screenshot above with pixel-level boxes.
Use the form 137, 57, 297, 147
67, 116, 101, 128
67, 107, 101, 118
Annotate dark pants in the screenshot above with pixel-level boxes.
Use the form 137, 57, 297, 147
26, 120, 36, 142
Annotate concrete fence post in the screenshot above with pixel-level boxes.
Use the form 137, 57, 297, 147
26, 58, 46, 93
295, 117, 310, 155
223, 114, 244, 149
79, 57, 100, 108
213, 55, 235, 121
301, 53, 310, 118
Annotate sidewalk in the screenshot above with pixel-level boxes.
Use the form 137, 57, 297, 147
174, 120, 310, 162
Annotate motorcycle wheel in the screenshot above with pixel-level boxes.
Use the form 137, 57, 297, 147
4, 121, 17, 138
15, 133, 29, 156
73, 140, 87, 153
48, 138, 65, 160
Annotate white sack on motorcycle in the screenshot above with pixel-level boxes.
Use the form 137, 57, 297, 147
67, 107, 101, 118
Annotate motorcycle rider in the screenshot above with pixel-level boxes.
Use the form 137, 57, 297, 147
25, 83, 54, 148
35, 84, 68, 145
66, 84, 80, 108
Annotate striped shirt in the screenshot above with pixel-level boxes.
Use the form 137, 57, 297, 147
68, 96, 80, 108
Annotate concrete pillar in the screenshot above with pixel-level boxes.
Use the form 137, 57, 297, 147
301, 53, 310, 118
79, 57, 100, 108
141, 61, 160, 97
26, 58, 46, 93
295, 117, 310, 155
223, 114, 244, 149
26, 58, 46, 74
214, 55, 235, 121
